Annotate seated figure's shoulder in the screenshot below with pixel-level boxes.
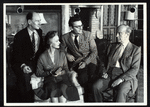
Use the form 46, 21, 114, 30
83, 30, 91, 36
39, 50, 48, 60
62, 32, 70, 38
59, 49, 66, 56
132, 43, 141, 52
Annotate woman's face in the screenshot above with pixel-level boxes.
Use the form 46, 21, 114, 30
50, 34, 60, 49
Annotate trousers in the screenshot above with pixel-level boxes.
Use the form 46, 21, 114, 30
92, 67, 132, 102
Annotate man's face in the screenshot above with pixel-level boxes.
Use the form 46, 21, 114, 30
116, 26, 129, 43
72, 21, 83, 34
29, 13, 41, 30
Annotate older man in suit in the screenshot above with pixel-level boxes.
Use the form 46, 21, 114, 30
61, 15, 98, 102
92, 24, 141, 102
12, 12, 44, 102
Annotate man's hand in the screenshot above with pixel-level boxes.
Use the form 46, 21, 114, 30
67, 54, 75, 62
23, 66, 32, 74
78, 62, 86, 69
111, 78, 124, 87
102, 72, 108, 79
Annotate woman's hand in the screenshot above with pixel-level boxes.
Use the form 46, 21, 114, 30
53, 67, 63, 77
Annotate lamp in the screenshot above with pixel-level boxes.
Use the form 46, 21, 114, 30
125, 7, 137, 42
125, 7, 137, 20
125, 7, 137, 28
38, 13, 47, 25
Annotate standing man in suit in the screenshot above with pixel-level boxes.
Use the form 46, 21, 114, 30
12, 12, 44, 102
61, 15, 98, 102
92, 24, 141, 102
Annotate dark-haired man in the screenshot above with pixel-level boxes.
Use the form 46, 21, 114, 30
12, 12, 44, 102
93, 24, 141, 102
61, 15, 98, 102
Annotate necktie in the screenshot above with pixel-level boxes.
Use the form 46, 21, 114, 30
110, 43, 124, 65
74, 35, 79, 49
32, 32, 35, 54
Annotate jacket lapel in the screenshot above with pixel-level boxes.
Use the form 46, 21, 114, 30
68, 32, 76, 49
54, 49, 59, 67
68, 32, 83, 57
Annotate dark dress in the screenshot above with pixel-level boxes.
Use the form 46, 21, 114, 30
34, 49, 79, 101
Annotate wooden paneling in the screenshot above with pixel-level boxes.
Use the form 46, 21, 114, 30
103, 5, 118, 43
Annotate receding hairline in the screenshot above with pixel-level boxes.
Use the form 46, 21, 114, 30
117, 24, 132, 34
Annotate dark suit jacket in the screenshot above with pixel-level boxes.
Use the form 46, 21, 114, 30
12, 27, 43, 76
106, 41, 141, 93
61, 30, 98, 66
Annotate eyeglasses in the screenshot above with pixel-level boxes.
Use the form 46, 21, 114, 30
73, 25, 84, 29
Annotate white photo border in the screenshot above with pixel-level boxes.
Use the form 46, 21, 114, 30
3, 2, 147, 106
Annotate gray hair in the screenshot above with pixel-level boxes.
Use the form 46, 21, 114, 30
117, 24, 132, 34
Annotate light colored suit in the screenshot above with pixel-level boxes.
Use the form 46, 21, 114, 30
93, 41, 141, 102
106, 41, 141, 94
61, 30, 97, 65
61, 30, 98, 90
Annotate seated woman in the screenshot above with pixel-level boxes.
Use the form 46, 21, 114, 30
32, 31, 80, 101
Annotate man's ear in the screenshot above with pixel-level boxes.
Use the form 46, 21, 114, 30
126, 33, 130, 38
28, 20, 32, 25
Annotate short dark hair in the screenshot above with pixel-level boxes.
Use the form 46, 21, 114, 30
45, 31, 58, 49
26, 12, 34, 21
68, 14, 82, 27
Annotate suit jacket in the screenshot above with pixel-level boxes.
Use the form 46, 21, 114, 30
106, 41, 141, 93
61, 30, 98, 65
12, 27, 44, 76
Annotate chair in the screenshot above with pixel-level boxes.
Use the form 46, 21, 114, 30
102, 86, 138, 102
30, 74, 84, 103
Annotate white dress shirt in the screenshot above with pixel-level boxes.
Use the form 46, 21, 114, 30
72, 33, 79, 43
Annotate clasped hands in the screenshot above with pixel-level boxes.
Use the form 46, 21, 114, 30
67, 54, 86, 69
102, 72, 124, 87
52, 67, 65, 77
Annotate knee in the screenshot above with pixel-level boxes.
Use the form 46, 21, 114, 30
92, 81, 103, 91
117, 83, 130, 95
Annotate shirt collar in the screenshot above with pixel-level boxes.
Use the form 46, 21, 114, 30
71, 31, 83, 37
122, 40, 129, 48
27, 27, 37, 36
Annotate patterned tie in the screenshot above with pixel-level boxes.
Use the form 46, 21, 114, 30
32, 32, 35, 54
110, 43, 124, 66
74, 35, 79, 49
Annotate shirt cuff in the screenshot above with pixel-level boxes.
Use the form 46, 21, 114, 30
20, 63, 26, 69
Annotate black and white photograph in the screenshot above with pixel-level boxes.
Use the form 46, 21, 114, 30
3, 3, 147, 106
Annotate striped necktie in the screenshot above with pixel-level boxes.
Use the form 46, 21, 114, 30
32, 32, 35, 54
